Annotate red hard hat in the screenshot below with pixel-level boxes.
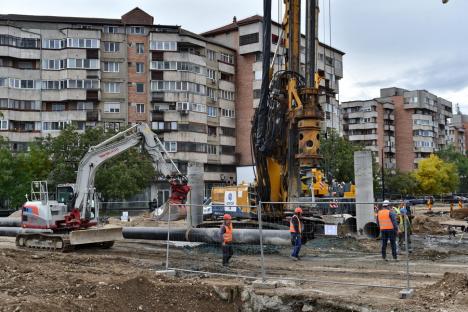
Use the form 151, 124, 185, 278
223, 214, 232, 220
295, 207, 303, 214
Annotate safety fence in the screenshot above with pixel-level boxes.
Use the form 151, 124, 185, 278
160, 201, 414, 296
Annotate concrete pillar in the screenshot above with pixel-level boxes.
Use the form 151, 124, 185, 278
354, 151, 375, 235
187, 162, 204, 227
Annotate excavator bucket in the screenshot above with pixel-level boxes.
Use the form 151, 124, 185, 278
69, 225, 123, 246
153, 201, 187, 221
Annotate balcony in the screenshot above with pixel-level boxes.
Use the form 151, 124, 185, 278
151, 111, 164, 121
86, 109, 101, 122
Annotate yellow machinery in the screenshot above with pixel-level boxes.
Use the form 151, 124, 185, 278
209, 184, 256, 219
252, 0, 327, 218
301, 169, 329, 197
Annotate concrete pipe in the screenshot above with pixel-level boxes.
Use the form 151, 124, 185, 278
0, 227, 53, 237
363, 222, 380, 239
0, 218, 21, 227
122, 227, 292, 246
122, 227, 187, 241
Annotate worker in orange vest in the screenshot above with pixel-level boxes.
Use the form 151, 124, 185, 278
290, 207, 303, 261
220, 214, 233, 266
377, 200, 399, 261
458, 197, 463, 209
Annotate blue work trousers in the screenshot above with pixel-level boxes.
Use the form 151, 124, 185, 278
291, 233, 302, 258
381, 230, 397, 260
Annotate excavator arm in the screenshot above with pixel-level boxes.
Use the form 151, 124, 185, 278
73, 123, 180, 220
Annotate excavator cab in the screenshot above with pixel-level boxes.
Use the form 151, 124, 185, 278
56, 184, 75, 205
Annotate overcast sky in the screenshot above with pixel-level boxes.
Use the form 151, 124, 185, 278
2, 0, 467, 113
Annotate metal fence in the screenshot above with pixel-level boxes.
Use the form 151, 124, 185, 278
160, 201, 414, 297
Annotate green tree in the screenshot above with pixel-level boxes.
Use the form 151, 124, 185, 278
43, 126, 155, 201
385, 170, 419, 196
319, 130, 363, 182
0, 146, 16, 208
436, 145, 468, 193
413, 154, 459, 194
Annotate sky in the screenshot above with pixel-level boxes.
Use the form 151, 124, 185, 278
1, 0, 467, 113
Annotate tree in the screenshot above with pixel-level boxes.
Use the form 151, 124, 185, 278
43, 126, 155, 201
413, 154, 459, 194
436, 145, 468, 193
0, 146, 16, 208
319, 130, 363, 183
385, 170, 419, 196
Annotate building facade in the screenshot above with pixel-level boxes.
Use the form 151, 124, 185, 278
449, 113, 467, 154
202, 15, 344, 166
342, 87, 453, 172
0, 8, 237, 196
341, 99, 396, 169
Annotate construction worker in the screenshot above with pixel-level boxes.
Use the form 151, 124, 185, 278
458, 197, 463, 209
376, 200, 399, 261
220, 214, 233, 266
290, 207, 303, 261
426, 197, 433, 211
398, 206, 412, 253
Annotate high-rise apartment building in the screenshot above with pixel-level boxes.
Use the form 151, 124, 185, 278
341, 99, 396, 169
449, 113, 467, 154
342, 87, 453, 172
0, 8, 237, 195
202, 15, 344, 166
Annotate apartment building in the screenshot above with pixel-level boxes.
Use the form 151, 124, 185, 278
342, 87, 453, 172
341, 99, 396, 169
449, 113, 467, 154
202, 15, 344, 166
0, 8, 237, 195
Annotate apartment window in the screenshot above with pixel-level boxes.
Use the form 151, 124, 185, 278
207, 144, 217, 155
136, 43, 144, 54
136, 103, 145, 113
221, 145, 236, 154
104, 41, 120, 52
104, 102, 121, 113
77, 102, 93, 111
9, 79, 36, 89
221, 127, 235, 137
42, 39, 65, 49
42, 121, 68, 131
136, 62, 144, 73
253, 89, 261, 99
206, 69, 216, 80
207, 87, 216, 100
66, 38, 99, 49
207, 106, 217, 117
103, 61, 120, 72
239, 33, 259, 46
0, 120, 8, 130
191, 103, 206, 113
150, 41, 177, 51
51, 103, 65, 111
164, 141, 177, 152
219, 53, 234, 64
136, 83, 144, 93
208, 126, 217, 136
105, 26, 119, 34
103, 82, 121, 93
42, 59, 64, 70
207, 49, 216, 61
67, 58, 99, 69
42, 80, 60, 90
176, 102, 190, 111
150, 81, 206, 94
220, 90, 235, 101
129, 26, 145, 34
104, 122, 120, 132
221, 108, 235, 118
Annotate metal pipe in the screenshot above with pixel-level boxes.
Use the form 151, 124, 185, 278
0, 218, 21, 227
0, 227, 53, 237
305, 0, 317, 87
363, 222, 380, 239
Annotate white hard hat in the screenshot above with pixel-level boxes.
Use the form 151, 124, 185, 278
383, 200, 390, 207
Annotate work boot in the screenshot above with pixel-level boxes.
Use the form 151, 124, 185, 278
290, 256, 299, 261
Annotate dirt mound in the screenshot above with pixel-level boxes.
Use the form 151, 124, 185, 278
412, 216, 446, 235
416, 272, 468, 306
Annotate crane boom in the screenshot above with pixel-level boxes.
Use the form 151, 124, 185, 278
74, 123, 180, 219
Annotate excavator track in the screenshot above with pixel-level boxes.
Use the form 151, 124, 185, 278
16, 233, 73, 252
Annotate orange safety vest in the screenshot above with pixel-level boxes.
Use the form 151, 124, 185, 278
378, 209, 394, 230
223, 224, 233, 244
289, 215, 302, 234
